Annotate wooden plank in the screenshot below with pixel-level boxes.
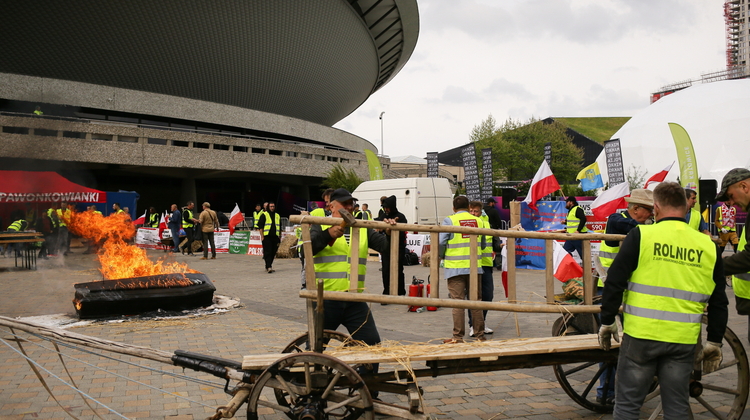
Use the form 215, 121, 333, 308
390, 229, 398, 295
469, 235, 478, 301
545, 240, 554, 304
430, 232, 439, 299
582, 240, 593, 305
288, 215, 626, 242
242, 333, 620, 370
350, 226, 360, 292
299, 290, 600, 313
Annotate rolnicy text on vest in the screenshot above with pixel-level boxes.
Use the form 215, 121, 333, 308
652, 243, 704, 267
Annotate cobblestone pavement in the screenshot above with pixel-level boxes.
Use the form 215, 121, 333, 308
1, 244, 749, 419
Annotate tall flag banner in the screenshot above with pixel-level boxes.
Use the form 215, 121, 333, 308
544, 142, 552, 165
643, 162, 675, 190
576, 162, 604, 191
481, 148, 493, 201
523, 160, 560, 211
668, 123, 699, 202
603, 139, 625, 186
228, 203, 244, 235
591, 182, 630, 220
158, 212, 167, 236
461, 144, 481, 201
426, 152, 439, 178
364, 149, 384, 180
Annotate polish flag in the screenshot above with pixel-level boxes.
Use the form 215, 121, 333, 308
132, 210, 147, 225
158, 212, 168, 236
591, 182, 630, 220
523, 160, 560, 211
643, 162, 674, 190
228, 203, 244, 235
552, 240, 583, 282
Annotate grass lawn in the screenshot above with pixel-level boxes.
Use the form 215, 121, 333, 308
554, 117, 631, 143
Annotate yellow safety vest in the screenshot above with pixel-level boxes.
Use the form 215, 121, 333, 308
148, 213, 159, 227
732, 230, 750, 300
622, 221, 716, 344
566, 206, 588, 233
687, 208, 701, 231
56, 208, 69, 227
598, 212, 630, 287
310, 208, 326, 217
444, 212, 482, 269
8, 220, 27, 231
253, 211, 263, 229
313, 225, 368, 292
47, 209, 59, 229
262, 212, 281, 236
182, 209, 194, 228
479, 214, 493, 267
93, 210, 103, 216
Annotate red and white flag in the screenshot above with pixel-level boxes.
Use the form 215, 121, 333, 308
643, 162, 674, 190
228, 203, 244, 235
158, 212, 168, 235
591, 182, 630, 220
552, 240, 583, 282
132, 210, 147, 225
523, 160, 560, 211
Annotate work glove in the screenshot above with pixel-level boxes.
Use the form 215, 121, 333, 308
721, 228, 728, 234
598, 322, 620, 351
699, 341, 723, 374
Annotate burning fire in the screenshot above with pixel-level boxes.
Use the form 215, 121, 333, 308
65, 211, 199, 280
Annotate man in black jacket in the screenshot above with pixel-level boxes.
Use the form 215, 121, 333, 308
379, 195, 407, 296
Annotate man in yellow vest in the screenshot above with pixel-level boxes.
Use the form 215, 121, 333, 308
685, 189, 710, 236
57, 201, 71, 255
598, 182, 728, 419
258, 202, 281, 273
715, 198, 738, 254
439, 196, 486, 343
598, 189, 654, 279
562, 196, 588, 260
716, 168, 750, 315
252, 204, 263, 230
468, 201, 494, 337
181, 201, 199, 256
308, 188, 397, 376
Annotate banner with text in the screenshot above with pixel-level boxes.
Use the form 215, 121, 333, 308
461, 144, 481, 201
481, 148, 493, 201
426, 152, 439, 178
604, 139, 625, 185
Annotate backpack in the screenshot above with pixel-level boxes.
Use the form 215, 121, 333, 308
404, 249, 420, 266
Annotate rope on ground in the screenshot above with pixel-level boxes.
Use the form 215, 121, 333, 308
1, 333, 130, 420
4, 329, 221, 410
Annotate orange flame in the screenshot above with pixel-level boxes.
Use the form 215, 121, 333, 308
66, 211, 199, 280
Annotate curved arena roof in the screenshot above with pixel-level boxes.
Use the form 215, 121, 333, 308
0, 1, 419, 127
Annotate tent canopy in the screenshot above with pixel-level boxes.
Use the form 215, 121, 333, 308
0, 171, 106, 203
597, 79, 750, 186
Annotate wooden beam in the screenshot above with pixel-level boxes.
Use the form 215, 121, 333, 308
545, 239, 555, 304
430, 232, 439, 298
582, 240, 593, 305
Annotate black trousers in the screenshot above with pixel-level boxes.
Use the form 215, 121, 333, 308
202, 231, 216, 258
381, 248, 406, 295
183, 226, 195, 254
262, 235, 280, 269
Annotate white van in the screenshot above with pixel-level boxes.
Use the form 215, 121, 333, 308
353, 178, 454, 225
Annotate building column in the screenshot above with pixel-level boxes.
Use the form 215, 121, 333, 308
181, 177, 197, 207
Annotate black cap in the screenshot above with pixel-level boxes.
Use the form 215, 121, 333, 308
716, 168, 750, 201
329, 188, 357, 203
485, 197, 496, 203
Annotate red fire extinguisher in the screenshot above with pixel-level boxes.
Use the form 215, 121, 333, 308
408, 276, 423, 312
426, 276, 437, 311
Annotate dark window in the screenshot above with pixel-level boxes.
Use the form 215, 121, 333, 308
92, 134, 113, 141
252, 148, 266, 154
63, 131, 86, 139
118, 136, 138, 143
2, 126, 29, 134
172, 140, 189, 147
193, 142, 210, 149
269, 149, 283, 156
233, 146, 248, 152
148, 138, 167, 145
34, 129, 57, 137
213, 144, 230, 151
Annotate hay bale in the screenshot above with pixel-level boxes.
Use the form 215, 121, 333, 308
421, 252, 430, 267
275, 234, 299, 259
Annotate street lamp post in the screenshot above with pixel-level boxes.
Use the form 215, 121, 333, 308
379, 111, 385, 156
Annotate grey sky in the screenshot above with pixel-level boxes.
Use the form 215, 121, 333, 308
334, 0, 726, 158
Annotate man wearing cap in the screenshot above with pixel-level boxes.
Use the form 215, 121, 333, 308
716, 168, 750, 315
258, 202, 281, 273
595, 188, 654, 405
562, 196, 588, 260
308, 188, 398, 364
598, 182, 728, 419
199, 202, 219, 260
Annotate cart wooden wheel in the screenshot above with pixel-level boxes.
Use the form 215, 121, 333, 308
552, 311, 618, 413
281, 330, 364, 354
246, 352, 373, 420
639, 317, 749, 419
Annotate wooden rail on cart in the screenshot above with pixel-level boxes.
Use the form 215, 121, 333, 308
290, 211, 625, 309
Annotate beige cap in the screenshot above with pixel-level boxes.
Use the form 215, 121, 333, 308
624, 189, 653, 207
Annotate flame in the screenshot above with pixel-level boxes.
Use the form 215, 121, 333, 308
66, 211, 199, 280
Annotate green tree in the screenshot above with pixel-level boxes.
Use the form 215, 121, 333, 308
472, 116, 584, 187
625, 164, 647, 190
321, 164, 363, 192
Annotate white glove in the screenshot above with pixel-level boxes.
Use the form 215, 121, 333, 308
721, 228, 728, 234
699, 341, 723, 373
598, 323, 620, 351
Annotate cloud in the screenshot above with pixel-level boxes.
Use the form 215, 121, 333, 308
440, 85, 484, 103
421, 0, 699, 45
484, 78, 535, 100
